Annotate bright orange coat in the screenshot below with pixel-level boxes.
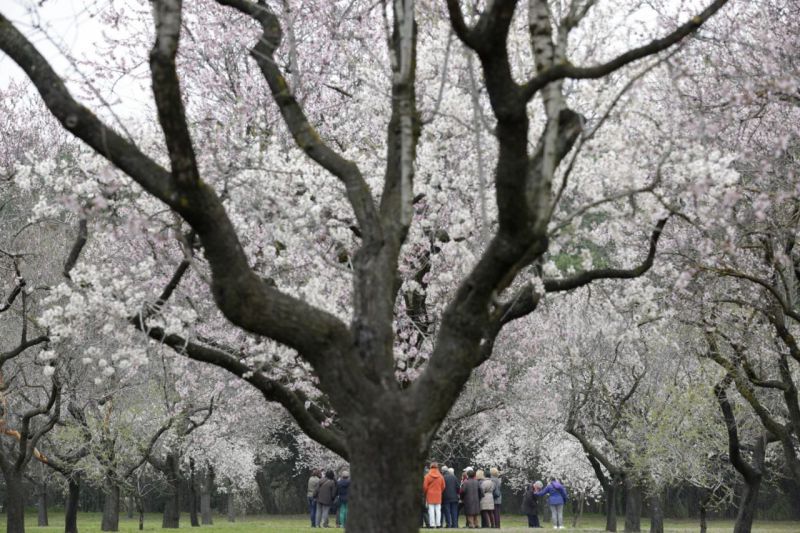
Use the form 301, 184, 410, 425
423, 467, 446, 504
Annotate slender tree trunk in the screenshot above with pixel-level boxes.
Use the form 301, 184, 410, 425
201, 468, 214, 525
5, 470, 26, 533
162, 453, 182, 529
226, 492, 236, 523
345, 433, 426, 533
37, 481, 49, 526
572, 492, 585, 528
699, 503, 707, 533
606, 481, 618, 532
65, 475, 81, 533
101, 482, 121, 531
624, 480, 642, 533
648, 491, 664, 533
127, 496, 134, 519
733, 479, 762, 533
136, 496, 145, 531
189, 459, 200, 527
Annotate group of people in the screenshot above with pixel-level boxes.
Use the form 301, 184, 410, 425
521, 478, 569, 529
306, 469, 350, 528
422, 463, 504, 529
306, 463, 569, 530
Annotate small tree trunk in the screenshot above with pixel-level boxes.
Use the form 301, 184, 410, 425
572, 492, 585, 528
162, 453, 182, 529
5, 470, 26, 533
699, 504, 707, 533
648, 491, 664, 533
101, 482, 121, 531
37, 482, 49, 526
624, 480, 642, 533
201, 468, 214, 525
227, 492, 236, 523
65, 475, 81, 533
606, 480, 618, 532
189, 459, 200, 527
127, 496, 134, 519
136, 496, 145, 531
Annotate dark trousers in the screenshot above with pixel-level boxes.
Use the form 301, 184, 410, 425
443, 501, 459, 528
308, 497, 316, 527
493, 504, 501, 528
527, 513, 541, 527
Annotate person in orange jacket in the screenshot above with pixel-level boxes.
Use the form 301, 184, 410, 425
423, 462, 446, 528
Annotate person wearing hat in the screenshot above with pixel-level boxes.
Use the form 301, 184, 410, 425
336, 470, 351, 527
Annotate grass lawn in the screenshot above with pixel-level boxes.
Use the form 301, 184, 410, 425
19, 511, 800, 532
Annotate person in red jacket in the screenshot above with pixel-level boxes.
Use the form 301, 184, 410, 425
423, 462, 446, 528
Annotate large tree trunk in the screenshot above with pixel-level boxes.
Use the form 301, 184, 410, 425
648, 491, 663, 533
37, 481, 49, 526
101, 482, 121, 531
345, 433, 425, 533
65, 475, 81, 533
606, 480, 618, 532
733, 434, 767, 533
201, 468, 214, 525
162, 453, 182, 529
624, 480, 642, 533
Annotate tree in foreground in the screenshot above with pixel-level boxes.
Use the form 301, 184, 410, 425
0, 0, 732, 530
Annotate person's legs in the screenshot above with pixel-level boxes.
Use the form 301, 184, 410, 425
493, 504, 501, 528
315, 503, 323, 527
532, 513, 540, 528
338, 503, 347, 527
434, 504, 442, 527
449, 502, 460, 528
309, 497, 316, 527
550, 505, 558, 528
557, 504, 564, 528
527, 514, 535, 527
320, 504, 331, 528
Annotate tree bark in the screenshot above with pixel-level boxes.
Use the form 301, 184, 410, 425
5, 469, 26, 533
189, 459, 200, 527
345, 432, 425, 533
733, 435, 767, 533
201, 468, 214, 525
65, 475, 81, 533
226, 492, 236, 523
127, 496, 134, 519
37, 481, 49, 526
162, 453, 182, 529
572, 492, 585, 528
699, 503, 707, 533
606, 480, 618, 532
101, 482, 121, 531
648, 491, 663, 533
624, 480, 642, 533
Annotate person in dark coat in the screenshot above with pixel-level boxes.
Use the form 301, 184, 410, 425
336, 471, 351, 527
521, 481, 542, 528
313, 470, 338, 528
443, 467, 460, 528
459, 469, 482, 528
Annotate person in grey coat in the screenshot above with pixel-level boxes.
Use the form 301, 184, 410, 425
313, 470, 338, 528
490, 467, 503, 528
443, 467, 460, 528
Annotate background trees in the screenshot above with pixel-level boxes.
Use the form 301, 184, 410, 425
4, 0, 800, 531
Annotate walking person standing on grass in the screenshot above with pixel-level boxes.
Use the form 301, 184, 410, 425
535, 477, 568, 529
490, 467, 503, 528
307, 469, 321, 528
336, 471, 350, 528
443, 467, 460, 528
314, 470, 338, 528
423, 462, 446, 528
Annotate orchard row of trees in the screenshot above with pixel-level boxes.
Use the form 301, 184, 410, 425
2, 0, 800, 532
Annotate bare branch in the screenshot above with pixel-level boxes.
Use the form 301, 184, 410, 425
521, 0, 731, 100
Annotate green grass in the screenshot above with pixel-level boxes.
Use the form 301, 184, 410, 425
19, 511, 800, 532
